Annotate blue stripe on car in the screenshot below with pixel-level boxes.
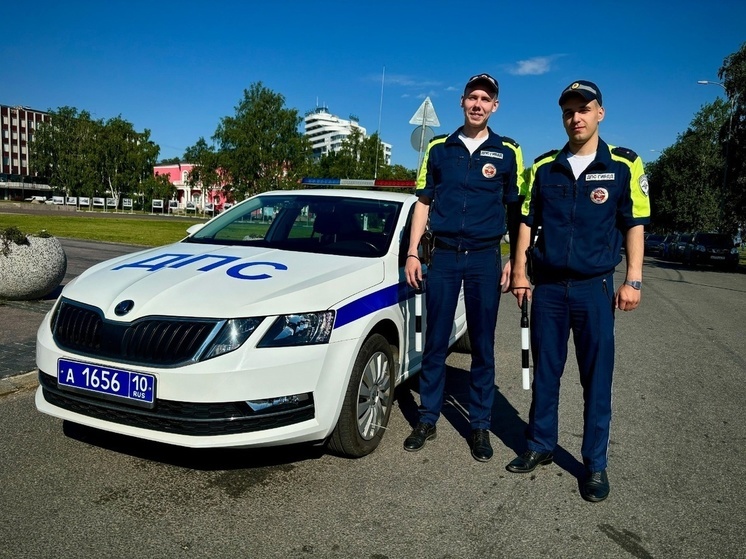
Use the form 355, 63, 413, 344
334, 281, 411, 328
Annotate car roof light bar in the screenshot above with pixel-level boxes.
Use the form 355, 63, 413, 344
300, 177, 416, 190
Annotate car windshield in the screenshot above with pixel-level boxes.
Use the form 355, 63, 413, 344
695, 233, 733, 248
183, 193, 403, 257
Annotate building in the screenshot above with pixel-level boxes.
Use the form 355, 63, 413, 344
303, 106, 392, 164
153, 163, 229, 212
1, 104, 51, 200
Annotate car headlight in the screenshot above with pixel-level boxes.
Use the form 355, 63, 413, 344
202, 317, 264, 360
731, 248, 739, 255
696, 244, 706, 252
258, 311, 335, 348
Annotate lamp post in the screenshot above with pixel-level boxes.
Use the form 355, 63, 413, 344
697, 80, 736, 227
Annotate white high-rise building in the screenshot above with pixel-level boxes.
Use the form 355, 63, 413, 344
303, 106, 392, 165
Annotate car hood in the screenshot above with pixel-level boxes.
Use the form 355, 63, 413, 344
62, 242, 386, 320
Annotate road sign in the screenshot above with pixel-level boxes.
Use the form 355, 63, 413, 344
409, 97, 440, 127
410, 125, 435, 151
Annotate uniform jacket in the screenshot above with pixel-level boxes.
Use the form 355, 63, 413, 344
416, 127, 523, 250
522, 138, 651, 280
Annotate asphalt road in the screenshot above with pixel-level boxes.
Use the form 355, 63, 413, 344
1, 237, 745, 559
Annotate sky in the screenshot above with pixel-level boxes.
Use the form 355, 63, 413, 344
5, 0, 745, 173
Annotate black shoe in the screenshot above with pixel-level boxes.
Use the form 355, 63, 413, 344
470, 429, 493, 462
403, 422, 437, 452
505, 450, 554, 473
581, 469, 610, 502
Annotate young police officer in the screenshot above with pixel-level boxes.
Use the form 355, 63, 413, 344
403, 73, 524, 462
506, 80, 650, 501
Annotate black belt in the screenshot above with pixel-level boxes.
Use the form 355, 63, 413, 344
433, 237, 501, 252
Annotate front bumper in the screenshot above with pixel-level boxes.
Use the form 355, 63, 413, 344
35, 312, 361, 449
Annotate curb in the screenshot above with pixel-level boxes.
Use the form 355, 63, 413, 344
0, 370, 39, 397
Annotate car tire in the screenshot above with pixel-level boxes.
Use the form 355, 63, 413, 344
451, 329, 472, 353
327, 333, 394, 458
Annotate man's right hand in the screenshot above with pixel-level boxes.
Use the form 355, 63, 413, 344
510, 271, 532, 307
406, 256, 423, 289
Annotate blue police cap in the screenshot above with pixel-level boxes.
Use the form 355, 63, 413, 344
464, 73, 499, 98
559, 80, 602, 106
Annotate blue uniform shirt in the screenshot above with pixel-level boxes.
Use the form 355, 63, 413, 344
416, 127, 523, 250
523, 138, 651, 280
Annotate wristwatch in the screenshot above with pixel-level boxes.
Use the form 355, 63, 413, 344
624, 280, 642, 290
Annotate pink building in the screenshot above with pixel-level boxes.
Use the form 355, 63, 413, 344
153, 163, 229, 211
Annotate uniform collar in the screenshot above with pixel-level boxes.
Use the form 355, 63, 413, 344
446, 126, 503, 148
555, 138, 612, 171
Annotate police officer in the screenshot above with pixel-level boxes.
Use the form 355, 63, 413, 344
403, 73, 524, 462
506, 80, 651, 501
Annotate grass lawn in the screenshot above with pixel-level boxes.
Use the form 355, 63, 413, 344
0, 211, 204, 247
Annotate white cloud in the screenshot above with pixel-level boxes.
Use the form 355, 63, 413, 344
367, 73, 442, 89
507, 55, 564, 76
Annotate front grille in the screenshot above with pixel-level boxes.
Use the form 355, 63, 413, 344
39, 372, 315, 436
52, 298, 219, 366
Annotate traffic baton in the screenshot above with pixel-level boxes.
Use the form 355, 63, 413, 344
415, 279, 424, 352
521, 297, 530, 390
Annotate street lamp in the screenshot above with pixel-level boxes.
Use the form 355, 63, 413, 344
698, 80, 737, 228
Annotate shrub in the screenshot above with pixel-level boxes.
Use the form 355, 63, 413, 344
0, 226, 53, 257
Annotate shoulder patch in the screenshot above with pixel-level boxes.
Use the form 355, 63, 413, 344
501, 136, 519, 148
535, 149, 560, 163
611, 146, 639, 162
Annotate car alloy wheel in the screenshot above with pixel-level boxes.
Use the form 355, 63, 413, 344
327, 333, 394, 457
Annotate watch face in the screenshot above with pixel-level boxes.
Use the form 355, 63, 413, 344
626, 281, 641, 289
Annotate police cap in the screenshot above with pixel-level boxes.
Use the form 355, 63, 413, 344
464, 73, 499, 98
558, 80, 602, 106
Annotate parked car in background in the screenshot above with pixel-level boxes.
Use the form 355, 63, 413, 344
682, 232, 740, 270
670, 233, 694, 262
661, 234, 678, 260
644, 234, 666, 258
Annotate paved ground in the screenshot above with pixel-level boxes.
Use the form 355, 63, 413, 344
0, 298, 56, 394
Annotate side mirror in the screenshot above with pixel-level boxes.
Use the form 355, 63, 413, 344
186, 223, 205, 236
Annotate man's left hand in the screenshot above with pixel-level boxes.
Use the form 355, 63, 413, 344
500, 260, 512, 293
615, 284, 641, 311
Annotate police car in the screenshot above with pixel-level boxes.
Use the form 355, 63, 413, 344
35, 181, 469, 457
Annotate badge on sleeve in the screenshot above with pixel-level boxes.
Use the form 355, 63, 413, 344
482, 163, 497, 178
639, 174, 650, 196
590, 187, 608, 204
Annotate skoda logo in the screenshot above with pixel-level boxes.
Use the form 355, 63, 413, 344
114, 300, 135, 316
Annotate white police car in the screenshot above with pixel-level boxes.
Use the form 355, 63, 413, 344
35, 182, 469, 457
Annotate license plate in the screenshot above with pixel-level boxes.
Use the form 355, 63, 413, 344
711, 255, 725, 260
57, 359, 156, 408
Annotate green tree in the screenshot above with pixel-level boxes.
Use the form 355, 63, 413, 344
96, 116, 159, 206
30, 107, 159, 205
212, 83, 311, 198
30, 107, 100, 196
718, 41, 746, 232
376, 163, 417, 181
183, 138, 221, 210
140, 173, 175, 211
647, 102, 727, 232
648, 41, 746, 234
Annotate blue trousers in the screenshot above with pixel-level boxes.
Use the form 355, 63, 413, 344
526, 273, 615, 472
418, 247, 501, 429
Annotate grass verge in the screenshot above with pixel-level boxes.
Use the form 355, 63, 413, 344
0, 213, 203, 246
